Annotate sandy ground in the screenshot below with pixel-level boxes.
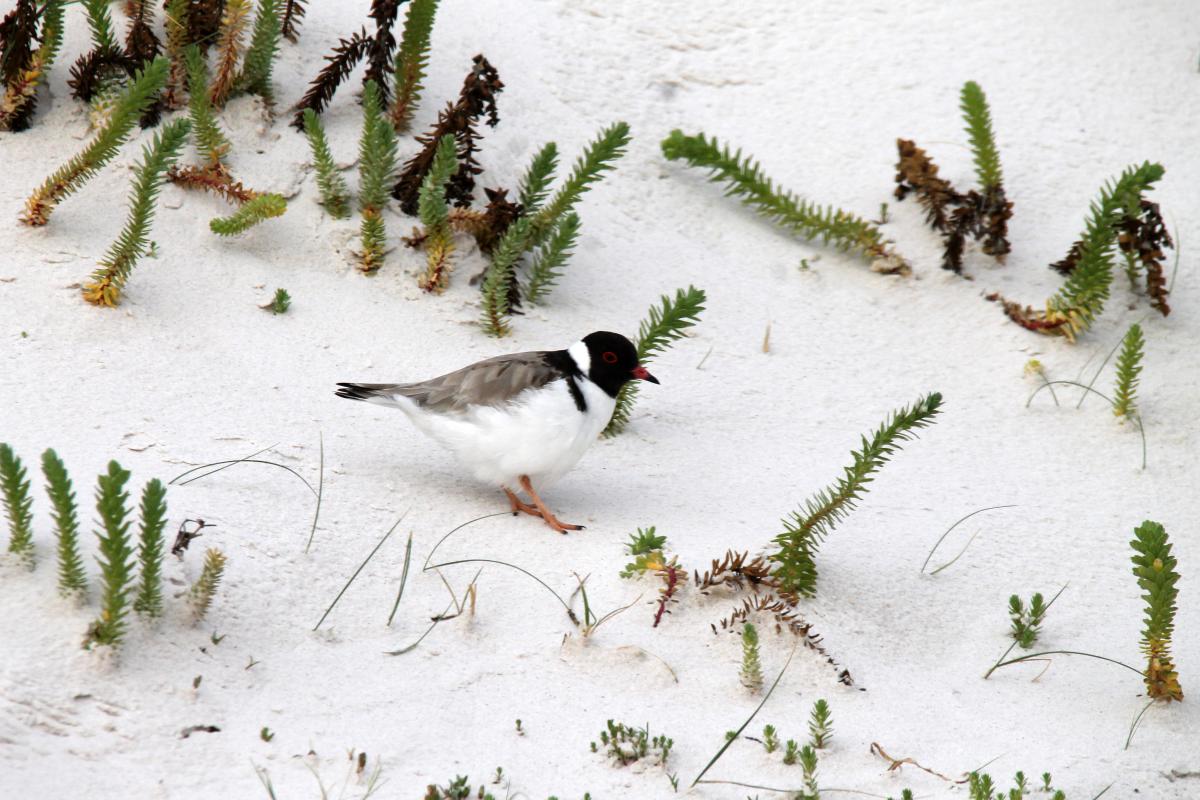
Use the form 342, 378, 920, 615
3, 1, 1200, 797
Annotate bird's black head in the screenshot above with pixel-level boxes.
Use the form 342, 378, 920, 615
577, 330, 659, 398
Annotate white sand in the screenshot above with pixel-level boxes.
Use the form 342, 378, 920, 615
3, 1, 1199, 797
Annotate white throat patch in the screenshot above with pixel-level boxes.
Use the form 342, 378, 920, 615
567, 340, 590, 374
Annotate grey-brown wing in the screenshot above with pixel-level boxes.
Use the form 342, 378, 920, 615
390, 351, 565, 413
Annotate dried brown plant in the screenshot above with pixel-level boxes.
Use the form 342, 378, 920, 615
168, 162, 255, 204
1118, 199, 1172, 316
392, 54, 503, 215
280, 0, 306, 42
290, 0, 402, 127
894, 138, 1013, 274
694, 549, 773, 594
186, 0, 228, 49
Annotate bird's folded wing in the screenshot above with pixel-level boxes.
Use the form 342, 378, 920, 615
390, 351, 565, 413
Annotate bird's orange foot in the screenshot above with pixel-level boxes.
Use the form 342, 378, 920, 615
504, 488, 543, 519
518, 475, 585, 534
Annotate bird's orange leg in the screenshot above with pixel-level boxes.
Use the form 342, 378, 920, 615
503, 487, 543, 518
519, 475, 584, 534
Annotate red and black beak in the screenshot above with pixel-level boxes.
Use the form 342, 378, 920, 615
631, 365, 659, 384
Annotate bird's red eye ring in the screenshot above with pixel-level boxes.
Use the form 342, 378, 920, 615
602, 351, 618, 364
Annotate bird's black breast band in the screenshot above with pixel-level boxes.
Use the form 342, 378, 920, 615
544, 350, 588, 413
564, 375, 587, 413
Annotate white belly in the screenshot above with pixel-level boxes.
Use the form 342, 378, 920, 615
396, 378, 615, 489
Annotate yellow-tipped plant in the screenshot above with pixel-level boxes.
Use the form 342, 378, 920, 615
663, 129, 910, 276
1131, 520, 1182, 701
83, 118, 192, 307
22, 57, 168, 226
1001, 163, 1164, 341
0, 0, 65, 132
357, 79, 397, 273
416, 134, 459, 292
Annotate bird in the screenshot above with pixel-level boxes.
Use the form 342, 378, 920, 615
335, 331, 659, 533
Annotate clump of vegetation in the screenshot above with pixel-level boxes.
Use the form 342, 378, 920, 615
1113, 322, 1145, 421
1131, 520, 1182, 701
0, 0, 65, 132
22, 57, 169, 226
82, 118, 191, 307
291, 0, 404, 127
392, 54, 504, 214
997, 162, 1166, 341
423, 776, 495, 800
1009, 592, 1049, 649
170, 45, 287, 234
189, 547, 228, 622
770, 392, 943, 596
42, 449, 87, 596
969, 770, 1065, 800
783, 738, 800, 765
894, 81, 1013, 274
473, 121, 629, 333
1, 443, 35, 567
233, 0, 283, 103
3, 443, 229, 647
302, 107, 351, 218
740, 622, 764, 691
808, 698, 832, 748
389, 0, 439, 132
619, 526, 668, 576
68, 0, 163, 130
662, 129, 910, 275
87, 461, 135, 647
590, 720, 673, 767
389, 117, 622, 330
602, 286, 706, 436
692, 550, 854, 686
480, 120, 633, 316
615, 526, 686, 627
357, 79, 398, 273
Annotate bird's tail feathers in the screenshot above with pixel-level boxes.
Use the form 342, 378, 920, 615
335, 382, 404, 408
